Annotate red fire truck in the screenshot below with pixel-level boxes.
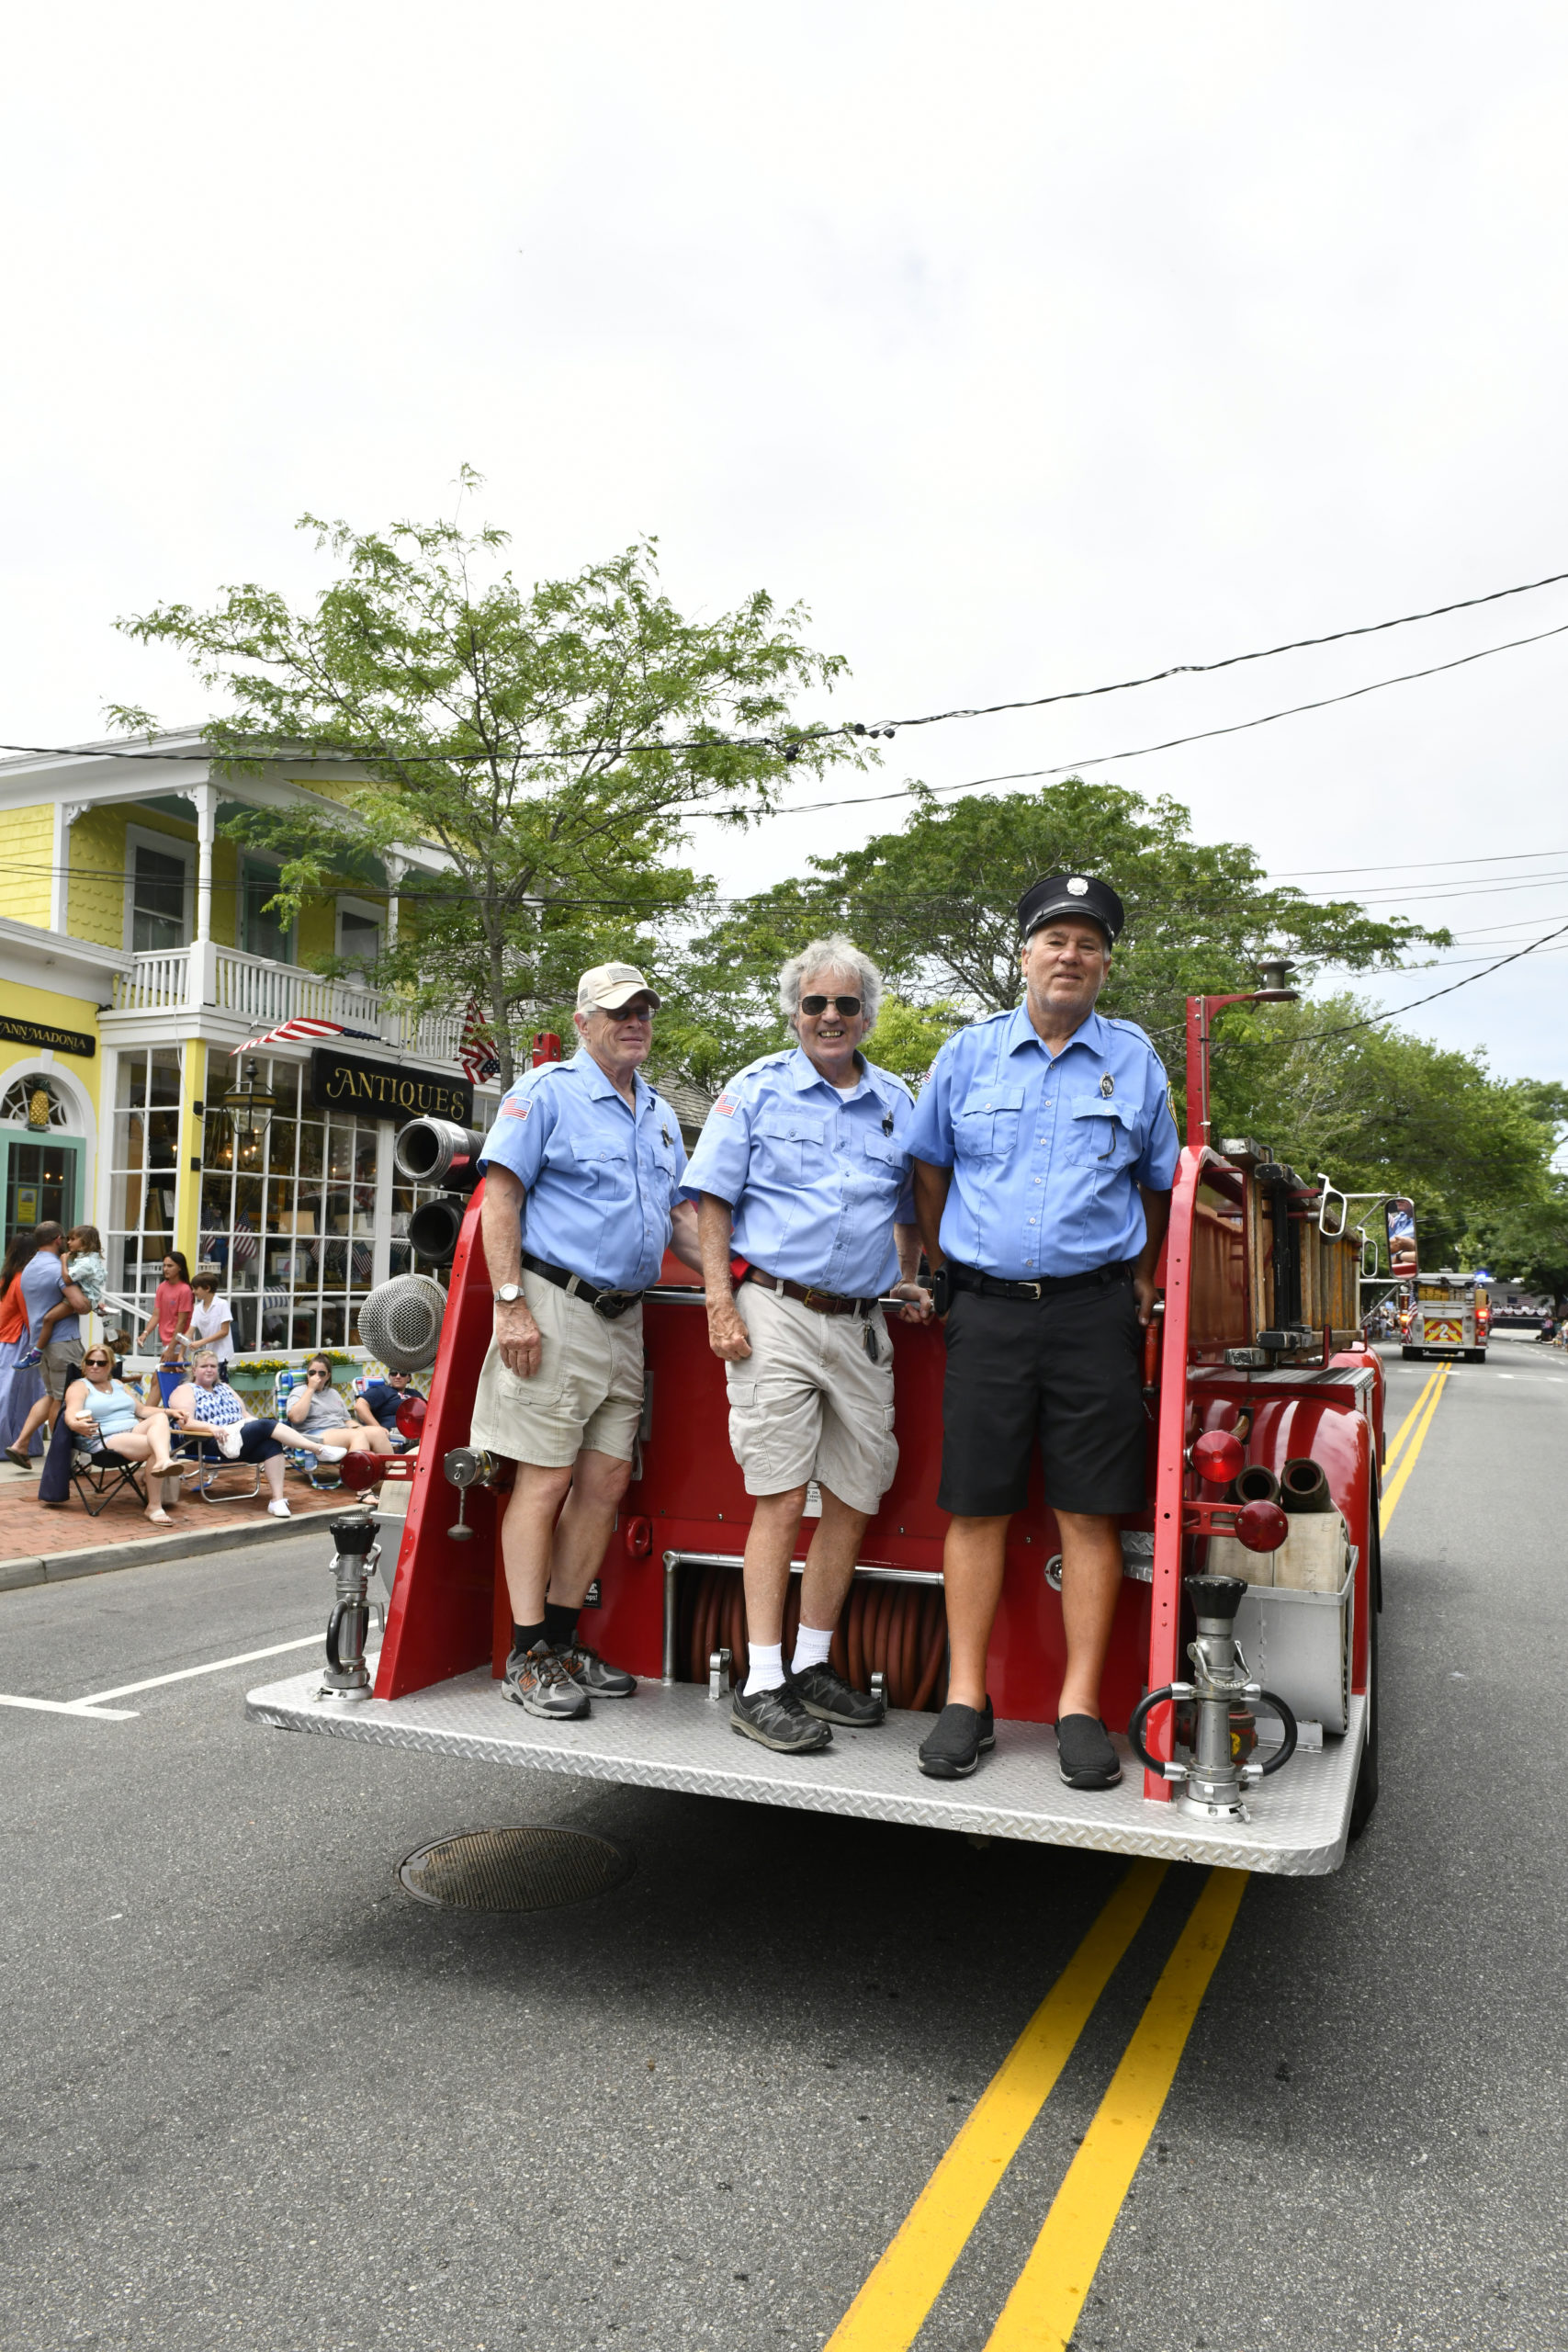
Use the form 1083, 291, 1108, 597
250, 990, 1384, 1875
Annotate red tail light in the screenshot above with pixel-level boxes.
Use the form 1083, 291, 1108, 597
1191, 1429, 1245, 1487
338, 1450, 385, 1493
395, 1395, 427, 1442
1236, 1498, 1289, 1554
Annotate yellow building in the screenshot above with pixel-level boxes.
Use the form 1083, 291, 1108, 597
0, 732, 493, 1355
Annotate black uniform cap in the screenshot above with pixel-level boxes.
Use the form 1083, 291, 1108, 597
1018, 872, 1125, 947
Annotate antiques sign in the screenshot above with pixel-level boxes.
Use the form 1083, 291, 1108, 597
0, 1013, 96, 1057
309, 1047, 474, 1126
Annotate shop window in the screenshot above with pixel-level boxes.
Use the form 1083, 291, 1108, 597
107, 1046, 185, 1320
335, 898, 384, 985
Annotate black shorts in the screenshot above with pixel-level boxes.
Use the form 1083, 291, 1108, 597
937, 1271, 1148, 1519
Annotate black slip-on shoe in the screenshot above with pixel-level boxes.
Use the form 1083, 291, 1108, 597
917, 1699, 995, 1780
502, 1642, 591, 1722
557, 1642, 637, 1699
1055, 1713, 1122, 1790
731, 1679, 833, 1754
792, 1661, 886, 1727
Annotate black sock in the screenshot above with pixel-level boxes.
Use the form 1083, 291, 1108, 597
512, 1620, 547, 1656
543, 1601, 581, 1651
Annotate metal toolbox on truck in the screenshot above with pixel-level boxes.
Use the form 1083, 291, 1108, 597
1233, 1557, 1354, 1735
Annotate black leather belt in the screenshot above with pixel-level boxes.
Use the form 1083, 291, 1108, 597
522, 1251, 646, 1320
946, 1258, 1135, 1304
738, 1264, 876, 1319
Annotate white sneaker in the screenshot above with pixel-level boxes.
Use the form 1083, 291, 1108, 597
317, 1445, 348, 1463
218, 1426, 245, 1460
266, 1498, 292, 1518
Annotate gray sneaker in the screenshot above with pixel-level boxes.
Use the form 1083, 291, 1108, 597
502, 1642, 590, 1721
731, 1679, 832, 1754
557, 1642, 637, 1700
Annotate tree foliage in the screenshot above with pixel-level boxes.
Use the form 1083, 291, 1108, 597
674, 777, 1447, 1087
113, 478, 863, 1084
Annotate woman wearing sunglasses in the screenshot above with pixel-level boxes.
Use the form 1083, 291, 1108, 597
164, 1350, 347, 1518
61, 1348, 182, 1526
283, 1354, 396, 1455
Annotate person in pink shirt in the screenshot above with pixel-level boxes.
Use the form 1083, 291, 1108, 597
138, 1251, 194, 1354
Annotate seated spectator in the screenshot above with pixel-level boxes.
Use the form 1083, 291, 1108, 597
355, 1367, 424, 1448
166, 1350, 347, 1519
62, 1346, 181, 1527
286, 1353, 397, 1456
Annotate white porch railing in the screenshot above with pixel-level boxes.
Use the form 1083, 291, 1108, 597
109, 945, 468, 1070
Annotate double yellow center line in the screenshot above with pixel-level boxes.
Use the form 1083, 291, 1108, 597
829, 1353, 1451, 2348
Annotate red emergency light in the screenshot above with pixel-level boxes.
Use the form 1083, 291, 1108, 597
1235, 1498, 1290, 1555
1190, 1429, 1246, 1487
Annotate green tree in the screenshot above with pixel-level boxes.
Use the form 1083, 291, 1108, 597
681, 779, 1446, 1089
1210, 996, 1568, 1267
113, 479, 864, 1086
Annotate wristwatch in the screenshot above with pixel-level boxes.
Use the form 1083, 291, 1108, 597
494, 1283, 523, 1304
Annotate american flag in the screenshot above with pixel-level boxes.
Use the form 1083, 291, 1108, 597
231, 1212, 257, 1266
230, 1017, 382, 1057
458, 997, 502, 1086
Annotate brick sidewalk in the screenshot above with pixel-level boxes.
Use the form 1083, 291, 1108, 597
0, 1460, 347, 1565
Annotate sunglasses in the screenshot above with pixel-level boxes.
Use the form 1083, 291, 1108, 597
800, 995, 863, 1017
85, 1355, 113, 1369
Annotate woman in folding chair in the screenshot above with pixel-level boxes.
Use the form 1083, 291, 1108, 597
61, 1346, 183, 1525
165, 1350, 350, 1517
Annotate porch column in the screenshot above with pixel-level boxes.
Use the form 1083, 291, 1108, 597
384, 851, 408, 948
182, 781, 219, 1008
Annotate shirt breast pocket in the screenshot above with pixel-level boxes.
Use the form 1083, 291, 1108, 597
754, 1114, 829, 1183
571, 1136, 635, 1198
860, 1132, 906, 1193
953, 1083, 1025, 1160
1065, 1097, 1138, 1170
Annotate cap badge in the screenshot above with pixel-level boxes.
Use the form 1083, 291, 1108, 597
1100, 1073, 1115, 1097
1067, 876, 1089, 895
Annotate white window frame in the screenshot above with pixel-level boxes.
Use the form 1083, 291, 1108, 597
334, 894, 386, 975
122, 825, 195, 955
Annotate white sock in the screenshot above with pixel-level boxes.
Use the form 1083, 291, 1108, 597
744, 1641, 784, 1695
791, 1623, 834, 1674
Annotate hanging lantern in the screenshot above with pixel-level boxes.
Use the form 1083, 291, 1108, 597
217, 1060, 279, 1145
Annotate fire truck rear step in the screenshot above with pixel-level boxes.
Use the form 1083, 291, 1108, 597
247, 1668, 1366, 1877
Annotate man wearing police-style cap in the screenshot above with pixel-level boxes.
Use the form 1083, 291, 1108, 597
906, 874, 1179, 1789
471, 960, 703, 1723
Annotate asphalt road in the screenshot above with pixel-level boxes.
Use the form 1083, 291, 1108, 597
2, 1334, 1565, 2352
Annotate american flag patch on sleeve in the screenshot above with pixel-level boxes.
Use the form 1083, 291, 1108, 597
715, 1091, 738, 1116
502, 1097, 532, 1120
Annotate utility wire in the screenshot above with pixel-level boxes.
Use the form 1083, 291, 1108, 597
1210, 914, 1568, 1051
690, 615, 1568, 822
5, 560, 1568, 768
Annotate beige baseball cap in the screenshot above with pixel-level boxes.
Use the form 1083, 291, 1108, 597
576, 960, 662, 1013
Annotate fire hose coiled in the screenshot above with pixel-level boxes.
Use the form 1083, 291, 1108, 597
677, 1564, 947, 1711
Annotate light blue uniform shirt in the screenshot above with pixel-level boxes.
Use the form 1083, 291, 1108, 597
907, 1004, 1179, 1281
476, 1053, 688, 1293
682, 1046, 917, 1298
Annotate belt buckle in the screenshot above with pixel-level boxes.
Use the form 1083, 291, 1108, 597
801, 1287, 832, 1313
1020, 1281, 1043, 1301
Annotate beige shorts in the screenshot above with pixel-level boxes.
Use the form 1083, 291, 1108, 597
470, 1270, 645, 1469
725, 1280, 897, 1515
41, 1339, 85, 1399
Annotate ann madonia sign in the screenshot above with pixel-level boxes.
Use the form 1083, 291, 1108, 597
309, 1047, 473, 1127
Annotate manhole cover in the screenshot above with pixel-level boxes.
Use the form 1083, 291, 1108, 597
397, 1826, 634, 1912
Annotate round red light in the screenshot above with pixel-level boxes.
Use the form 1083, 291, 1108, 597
1235, 1498, 1289, 1555
395, 1395, 427, 1442
1191, 1429, 1245, 1487
338, 1450, 385, 1492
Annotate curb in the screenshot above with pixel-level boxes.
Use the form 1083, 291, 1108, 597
0, 1509, 345, 1593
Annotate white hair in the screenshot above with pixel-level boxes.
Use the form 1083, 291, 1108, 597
778, 934, 883, 1028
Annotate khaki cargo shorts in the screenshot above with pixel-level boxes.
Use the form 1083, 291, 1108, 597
41, 1338, 85, 1400
725, 1280, 897, 1515
470, 1270, 645, 1469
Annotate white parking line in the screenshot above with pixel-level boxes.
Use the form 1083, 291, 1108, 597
0, 1632, 324, 1724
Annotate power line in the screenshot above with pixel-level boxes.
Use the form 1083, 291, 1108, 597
1214, 915, 1568, 1051
689, 615, 1568, 822
6, 560, 1568, 771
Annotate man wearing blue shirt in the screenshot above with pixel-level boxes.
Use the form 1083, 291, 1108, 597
471, 962, 703, 1721
908, 875, 1179, 1790
687, 935, 933, 1755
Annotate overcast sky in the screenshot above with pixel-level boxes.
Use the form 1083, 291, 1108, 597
6, 2, 1566, 1082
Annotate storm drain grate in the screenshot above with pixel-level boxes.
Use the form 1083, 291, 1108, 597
397, 1826, 634, 1912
